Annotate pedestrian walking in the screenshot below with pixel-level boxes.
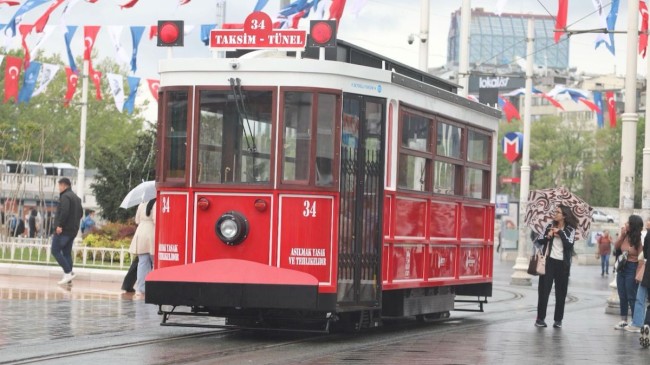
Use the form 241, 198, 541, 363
51, 178, 83, 285
80, 209, 96, 235
28, 209, 37, 238
598, 230, 613, 276
627, 219, 650, 333
129, 199, 156, 297
534, 205, 577, 329
613, 214, 643, 331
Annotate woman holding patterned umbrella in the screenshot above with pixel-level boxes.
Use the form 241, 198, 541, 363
534, 205, 577, 329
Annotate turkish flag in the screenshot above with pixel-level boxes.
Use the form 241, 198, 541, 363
554, 0, 568, 43
4, 56, 23, 103
147, 79, 160, 101
64, 67, 79, 107
641, 1, 649, 57
606, 91, 617, 127
34, 0, 66, 33
83, 25, 101, 62
19, 24, 33, 69
0, 1, 20, 6
90, 68, 102, 101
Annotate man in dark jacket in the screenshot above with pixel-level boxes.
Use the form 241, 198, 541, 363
52, 177, 83, 285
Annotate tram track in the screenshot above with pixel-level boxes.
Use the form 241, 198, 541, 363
0, 330, 236, 365
0, 286, 572, 365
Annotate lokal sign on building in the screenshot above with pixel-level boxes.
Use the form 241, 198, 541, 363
210, 12, 307, 49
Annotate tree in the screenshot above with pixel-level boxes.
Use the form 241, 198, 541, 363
0, 50, 147, 168
92, 128, 156, 222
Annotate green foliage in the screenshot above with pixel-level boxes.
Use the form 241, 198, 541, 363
91, 128, 157, 222
0, 50, 147, 168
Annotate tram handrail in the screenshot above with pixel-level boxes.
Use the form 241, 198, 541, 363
0, 236, 131, 270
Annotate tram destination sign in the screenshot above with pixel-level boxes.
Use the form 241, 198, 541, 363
210, 12, 307, 50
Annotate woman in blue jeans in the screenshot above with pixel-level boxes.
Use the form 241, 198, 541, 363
628, 221, 650, 332
614, 215, 643, 330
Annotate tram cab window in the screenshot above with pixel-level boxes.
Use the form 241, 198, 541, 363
197, 90, 272, 184
165, 90, 189, 179
282, 91, 336, 186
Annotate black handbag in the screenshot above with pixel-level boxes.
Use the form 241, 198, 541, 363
527, 254, 539, 276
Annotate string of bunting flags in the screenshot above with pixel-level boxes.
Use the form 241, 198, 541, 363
492, 85, 617, 128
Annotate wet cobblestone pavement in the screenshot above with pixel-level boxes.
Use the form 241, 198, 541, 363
0, 261, 648, 364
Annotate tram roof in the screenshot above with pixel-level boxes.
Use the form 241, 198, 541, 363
225, 40, 459, 94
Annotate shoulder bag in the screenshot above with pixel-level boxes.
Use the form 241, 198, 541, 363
527, 243, 550, 276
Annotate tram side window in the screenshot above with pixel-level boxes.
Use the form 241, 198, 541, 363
197, 90, 273, 184
283, 92, 313, 182
316, 94, 335, 186
165, 90, 188, 179
398, 112, 431, 192
464, 130, 491, 199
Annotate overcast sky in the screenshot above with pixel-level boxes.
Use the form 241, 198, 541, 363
0, 0, 646, 81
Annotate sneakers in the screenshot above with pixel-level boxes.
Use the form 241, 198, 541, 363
624, 325, 641, 333
535, 319, 547, 327
614, 321, 628, 330
57, 272, 76, 285
640, 325, 650, 348
553, 321, 562, 328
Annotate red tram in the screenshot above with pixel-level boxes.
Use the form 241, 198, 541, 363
146, 40, 500, 331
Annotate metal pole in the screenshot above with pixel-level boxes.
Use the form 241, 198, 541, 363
76, 60, 89, 203
643, 47, 650, 213
511, 18, 534, 286
619, 0, 639, 222
418, 0, 429, 72
458, 0, 471, 97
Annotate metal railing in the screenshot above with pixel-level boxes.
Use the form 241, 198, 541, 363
0, 236, 131, 270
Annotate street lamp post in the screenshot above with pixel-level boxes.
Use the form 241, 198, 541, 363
510, 18, 534, 286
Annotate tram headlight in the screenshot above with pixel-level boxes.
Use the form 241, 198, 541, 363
215, 211, 249, 246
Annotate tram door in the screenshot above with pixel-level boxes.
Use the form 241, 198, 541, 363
337, 93, 385, 308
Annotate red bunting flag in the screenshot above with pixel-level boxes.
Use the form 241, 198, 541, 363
498, 97, 521, 123
180, 0, 191, 5
147, 79, 160, 101
90, 68, 102, 100
0, 0, 20, 6
34, 0, 66, 33
579, 97, 601, 113
554, 0, 568, 43
641, 1, 649, 57
83, 26, 101, 62
149, 25, 157, 40
329, 0, 347, 21
120, 0, 139, 9
19, 24, 33, 69
87, 0, 100, 3
64, 67, 79, 107
606, 91, 617, 127
4, 56, 22, 103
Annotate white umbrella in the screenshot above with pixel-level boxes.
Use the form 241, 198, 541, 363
120, 181, 156, 209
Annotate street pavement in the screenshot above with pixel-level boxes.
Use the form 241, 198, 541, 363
0, 259, 648, 364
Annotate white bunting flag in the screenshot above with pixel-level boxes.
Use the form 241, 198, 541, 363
106, 72, 125, 112
108, 25, 130, 65
32, 63, 60, 97
31, 24, 57, 56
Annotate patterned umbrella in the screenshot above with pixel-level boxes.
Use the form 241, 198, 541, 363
524, 187, 593, 240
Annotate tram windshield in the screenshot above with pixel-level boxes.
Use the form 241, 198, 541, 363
197, 90, 273, 184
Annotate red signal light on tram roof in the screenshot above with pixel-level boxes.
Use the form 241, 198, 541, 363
308, 20, 337, 48
157, 20, 184, 47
